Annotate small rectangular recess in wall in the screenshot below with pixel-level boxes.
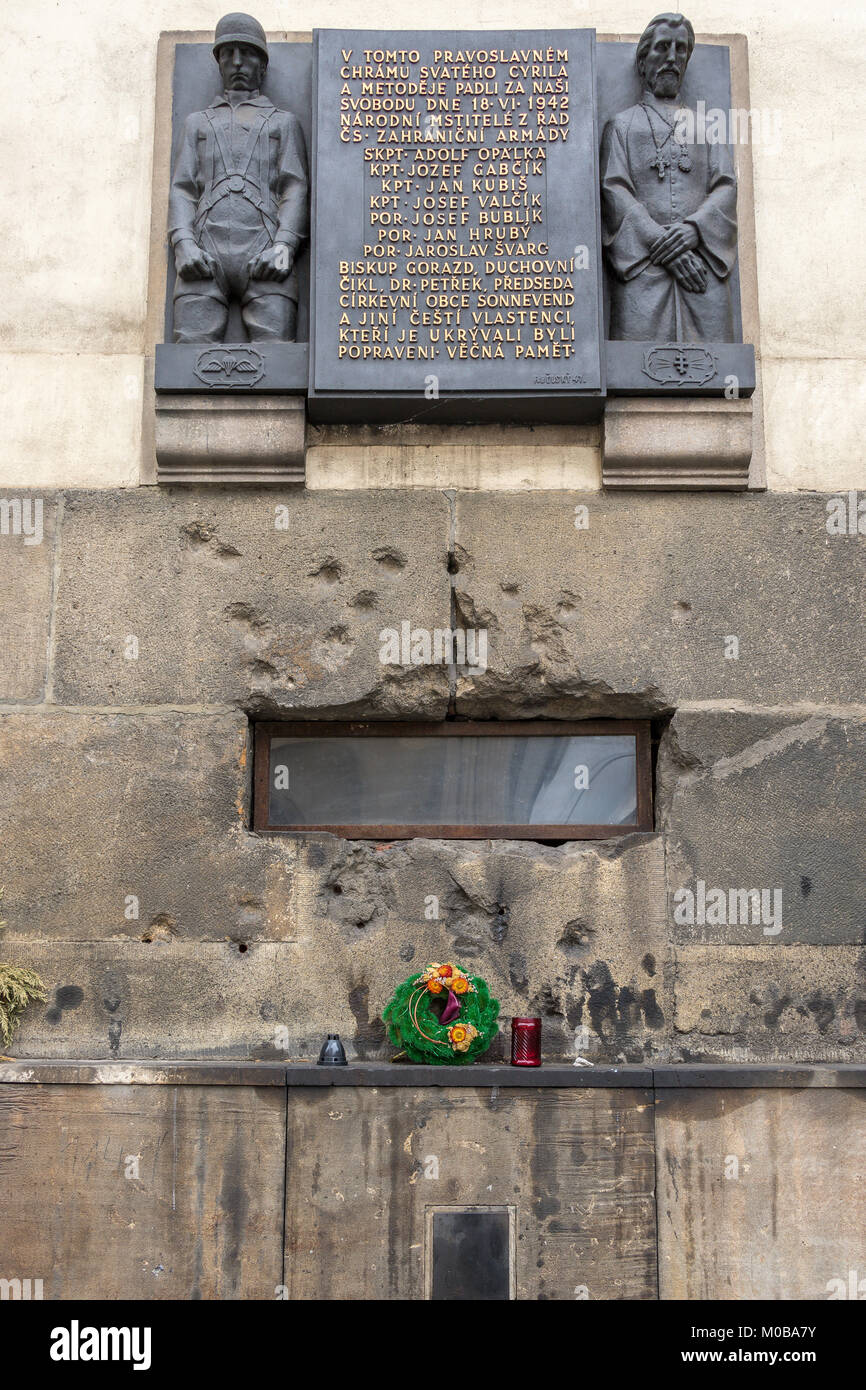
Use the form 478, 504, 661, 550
253, 720, 652, 839
426, 1206, 515, 1301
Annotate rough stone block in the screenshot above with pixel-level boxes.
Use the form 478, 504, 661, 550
673, 945, 866, 1061
0, 711, 294, 944
52, 489, 451, 714
0, 492, 55, 701
285, 1086, 656, 1300
452, 492, 866, 713
657, 1087, 866, 1298
12, 939, 304, 1059
0, 1081, 285, 1298
658, 711, 866, 944
289, 832, 670, 1064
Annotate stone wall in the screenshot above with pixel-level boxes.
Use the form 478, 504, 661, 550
2, 487, 863, 1064
2, 2, 865, 491
2, 1062, 863, 1300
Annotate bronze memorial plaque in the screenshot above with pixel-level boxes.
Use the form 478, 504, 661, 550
309, 30, 605, 422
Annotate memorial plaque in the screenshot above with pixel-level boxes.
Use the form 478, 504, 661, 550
430, 1210, 512, 1300
309, 30, 605, 422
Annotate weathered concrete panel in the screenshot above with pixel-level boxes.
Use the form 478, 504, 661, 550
659, 711, 866, 944
657, 1087, 866, 1299
0, 710, 295, 944
11, 940, 311, 1060
290, 833, 670, 1064
0, 1082, 285, 1299
0, 493, 55, 701
52, 489, 451, 714
284, 1086, 657, 1300
674, 946, 866, 1062
11, 836, 669, 1064
452, 493, 866, 713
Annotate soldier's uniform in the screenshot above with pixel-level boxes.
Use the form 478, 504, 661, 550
168, 22, 308, 342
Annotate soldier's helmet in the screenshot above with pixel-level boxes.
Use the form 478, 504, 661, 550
213, 13, 269, 62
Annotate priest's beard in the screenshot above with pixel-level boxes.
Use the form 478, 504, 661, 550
652, 71, 682, 99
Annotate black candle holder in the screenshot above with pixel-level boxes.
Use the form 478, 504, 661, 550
317, 1033, 348, 1066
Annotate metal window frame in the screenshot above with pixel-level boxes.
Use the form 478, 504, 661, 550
253, 719, 653, 840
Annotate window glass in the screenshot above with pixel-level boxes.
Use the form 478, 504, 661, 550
260, 725, 648, 837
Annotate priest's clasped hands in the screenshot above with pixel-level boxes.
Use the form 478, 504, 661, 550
648, 220, 707, 293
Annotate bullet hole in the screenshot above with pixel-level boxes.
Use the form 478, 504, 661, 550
447, 551, 460, 575
103, 995, 121, 1014
309, 559, 342, 584
45, 985, 85, 1025
332, 884, 343, 895
350, 589, 377, 609
55, 985, 84, 1010
806, 991, 835, 1034
399, 943, 415, 962
764, 995, 791, 1028
237, 942, 248, 954
800, 875, 813, 897
642, 953, 656, 976
490, 904, 509, 944
142, 914, 176, 944
557, 918, 595, 953
371, 545, 406, 571
181, 520, 215, 546
672, 600, 693, 625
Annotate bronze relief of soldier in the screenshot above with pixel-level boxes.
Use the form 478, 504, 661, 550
601, 13, 738, 342
169, 12, 309, 343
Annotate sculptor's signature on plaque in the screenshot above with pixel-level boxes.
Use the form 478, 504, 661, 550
534, 373, 586, 386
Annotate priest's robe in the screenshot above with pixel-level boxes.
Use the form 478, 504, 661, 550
600, 102, 739, 341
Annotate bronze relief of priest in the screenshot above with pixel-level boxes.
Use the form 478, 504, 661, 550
601, 13, 738, 342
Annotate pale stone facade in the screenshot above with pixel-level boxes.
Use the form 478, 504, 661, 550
1, 1, 864, 490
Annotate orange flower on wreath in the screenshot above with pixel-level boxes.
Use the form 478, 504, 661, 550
448, 1022, 479, 1053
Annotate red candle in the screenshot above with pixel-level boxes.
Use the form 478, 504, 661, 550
511, 1016, 542, 1066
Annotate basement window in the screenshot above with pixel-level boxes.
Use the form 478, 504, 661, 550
253, 721, 652, 840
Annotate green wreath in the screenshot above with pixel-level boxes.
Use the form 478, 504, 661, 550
382, 961, 500, 1065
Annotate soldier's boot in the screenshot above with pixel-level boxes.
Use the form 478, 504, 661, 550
243, 293, 297, 343
173, 292, 229, 344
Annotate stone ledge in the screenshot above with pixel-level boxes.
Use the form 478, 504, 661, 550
2, 1060, 865, 1087
602, 397, 753, 489
154, 393, 306, 485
